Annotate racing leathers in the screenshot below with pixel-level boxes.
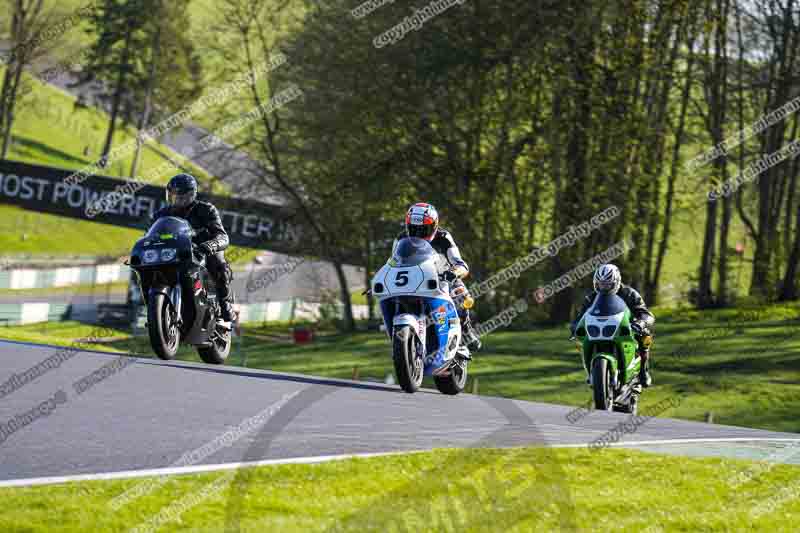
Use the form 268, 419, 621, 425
151, 200, 234, 321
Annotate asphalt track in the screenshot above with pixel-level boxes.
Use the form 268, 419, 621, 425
0, 339, 797, 487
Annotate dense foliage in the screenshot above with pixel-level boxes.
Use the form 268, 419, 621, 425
4, 0, 800, 328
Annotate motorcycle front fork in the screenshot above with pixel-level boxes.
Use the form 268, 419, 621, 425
169, 285, 183, 327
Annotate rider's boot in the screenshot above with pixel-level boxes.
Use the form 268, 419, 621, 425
220, 299, 235, 322
217, 281, 235, 322
456, 345, 472, 361
460, 311, 482, 353
638, 348, 652, 388
210, 255, 235, 322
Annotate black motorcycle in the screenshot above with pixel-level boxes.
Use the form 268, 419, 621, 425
128, 216, 232, 364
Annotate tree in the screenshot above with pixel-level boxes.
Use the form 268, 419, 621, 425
82, 0, 202, 169
0, 0, 45, 159
695, 0, 731, 308
129, 0, 203, 177
200, 0, 800, 330
739, 0, 800, 300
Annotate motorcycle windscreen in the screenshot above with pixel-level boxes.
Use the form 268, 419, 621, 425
392, 237, 437, 266
145, 217, 194, 240
588, 293, 628, 317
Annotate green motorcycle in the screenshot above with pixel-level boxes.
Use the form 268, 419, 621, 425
571, 293, 652, 414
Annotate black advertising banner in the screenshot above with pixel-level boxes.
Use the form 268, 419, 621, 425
0, 159, 304, 252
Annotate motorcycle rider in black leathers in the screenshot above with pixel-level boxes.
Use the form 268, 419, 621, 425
571, 264, 655, 387
392, 202, 482, 358
151, 174, 235, 322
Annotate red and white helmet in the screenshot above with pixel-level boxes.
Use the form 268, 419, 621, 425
405, 202, 439, 241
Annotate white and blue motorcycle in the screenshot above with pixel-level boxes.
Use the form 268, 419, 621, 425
372, 237, 468, 395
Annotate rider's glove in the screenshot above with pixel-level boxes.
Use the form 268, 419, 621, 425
630, 320, 647, 335
442, 270, 458, 282
196, 242, 214, 256
452, 265, 469, 279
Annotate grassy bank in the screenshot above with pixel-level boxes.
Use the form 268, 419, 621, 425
0, 65, 218, 257
1, 446, 798, 532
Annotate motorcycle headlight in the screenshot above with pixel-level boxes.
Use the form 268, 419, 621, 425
143, 250, 159, 263
160, 248, 177, 262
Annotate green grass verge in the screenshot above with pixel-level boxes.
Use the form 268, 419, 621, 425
1, 446, 798, 531
0, 205, 143, 257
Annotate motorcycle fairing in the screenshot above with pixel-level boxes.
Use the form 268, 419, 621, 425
424, 296, 460, 375
575, 293, 640, 385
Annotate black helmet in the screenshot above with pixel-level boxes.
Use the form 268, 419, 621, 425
166, 173, 197, 209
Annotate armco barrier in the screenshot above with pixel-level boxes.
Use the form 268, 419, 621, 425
0, 303, 70, 326
0, 263, 130, 290
0, 300, 370, 327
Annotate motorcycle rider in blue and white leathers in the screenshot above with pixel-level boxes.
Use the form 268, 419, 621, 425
390, 202, 482, 359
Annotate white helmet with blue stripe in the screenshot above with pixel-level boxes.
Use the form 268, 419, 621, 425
593, 264, 621, 295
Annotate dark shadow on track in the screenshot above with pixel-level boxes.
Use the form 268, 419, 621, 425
0, 339, 440, 395
150, 361, 423, 394
0, 338, 142, 358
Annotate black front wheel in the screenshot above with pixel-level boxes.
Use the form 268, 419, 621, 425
393, 326, 423, 393
147, 292, 179, 360
591, 358, 614, 411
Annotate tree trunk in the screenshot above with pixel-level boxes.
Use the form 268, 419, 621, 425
0, 108, 12, 159
365, 228, 375, 322
699, 0, 729, 309
549, 7, 595, 323
101, 26, 134, 166
779, 205, 800, 301
749, 0, 798, 299
0, 66, 13, 135
699, 197, 719, 307
717, 189, 733, 305
333, 261, 355, 331
0, 0, 33, 159
130, 20, 161, 178
365, 265, 374, 322
0, 39, 26, 159
653, 25, 698, 305
714, 0, 731, 307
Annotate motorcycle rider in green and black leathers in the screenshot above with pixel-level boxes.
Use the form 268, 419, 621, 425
571, 264, 655, 387
151, 174, 236, 322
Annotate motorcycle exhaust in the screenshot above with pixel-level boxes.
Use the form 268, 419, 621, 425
432, 363, 452, 377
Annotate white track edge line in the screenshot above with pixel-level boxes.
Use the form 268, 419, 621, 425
0, 450, 428, 488
551, 437, 800, 448
2, 437, 800, 488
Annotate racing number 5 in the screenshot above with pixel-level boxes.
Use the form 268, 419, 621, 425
395, 270, 409, 287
